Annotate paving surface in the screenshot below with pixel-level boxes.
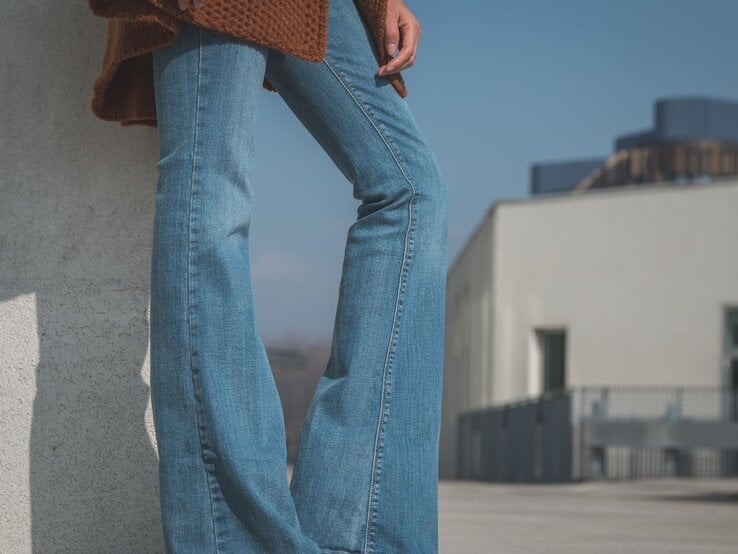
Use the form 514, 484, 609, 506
439, 478, 738, 553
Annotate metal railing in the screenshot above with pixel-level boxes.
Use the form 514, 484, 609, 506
457, 386, 738, 482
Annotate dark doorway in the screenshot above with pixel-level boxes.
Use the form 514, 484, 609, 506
725, 308, 738, 420
536, 329, 567, 393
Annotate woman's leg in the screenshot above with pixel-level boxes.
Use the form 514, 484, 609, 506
150, 20, 322, 553
265, 1, 450, 552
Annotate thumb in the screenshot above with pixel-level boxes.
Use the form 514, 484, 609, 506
385, 28, 400, 57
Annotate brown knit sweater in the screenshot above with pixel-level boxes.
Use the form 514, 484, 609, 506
88, 0, 408, 128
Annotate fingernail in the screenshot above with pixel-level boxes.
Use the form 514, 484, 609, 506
388, 43, 397, 56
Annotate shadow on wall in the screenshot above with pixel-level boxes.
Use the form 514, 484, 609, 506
2, 1, 162, 551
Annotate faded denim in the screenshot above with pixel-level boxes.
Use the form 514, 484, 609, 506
149, 0, 450, 552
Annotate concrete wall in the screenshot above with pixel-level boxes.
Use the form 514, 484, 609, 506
441, 178, 738, 478
493, 179, 738, 401
440, 213, 495, 478
1, 2, 163, 551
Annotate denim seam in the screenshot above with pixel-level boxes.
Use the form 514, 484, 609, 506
321, 55, 418, 554
187, 26, 222, 553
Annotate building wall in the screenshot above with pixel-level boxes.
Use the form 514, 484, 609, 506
440, 214, 495, 478
616, 97, 738, 149
492, 179, 738, 403
441, 178, 738, 478
530, 157, 606, 195
1, 3, 162, 551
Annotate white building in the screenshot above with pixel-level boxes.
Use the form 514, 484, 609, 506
440, 178, 738, 479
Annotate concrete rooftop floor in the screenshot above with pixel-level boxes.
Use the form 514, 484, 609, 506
438, 478, 738, 553
286, 465, 738, 552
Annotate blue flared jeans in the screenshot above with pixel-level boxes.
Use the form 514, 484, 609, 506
149, 1, 450, 552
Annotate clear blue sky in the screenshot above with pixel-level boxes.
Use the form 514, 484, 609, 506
250, 0, 738, 342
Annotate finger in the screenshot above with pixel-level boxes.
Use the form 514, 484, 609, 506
386, 46, 416, 74
378, 18, 419, 75
385, 23, 400, 58
378, 20, 419, 75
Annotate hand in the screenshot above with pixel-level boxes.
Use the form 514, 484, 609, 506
377, 0, 421, 77
178, 0, 205, 10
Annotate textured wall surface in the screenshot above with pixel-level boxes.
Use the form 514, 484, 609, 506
1, 2, 164, 551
